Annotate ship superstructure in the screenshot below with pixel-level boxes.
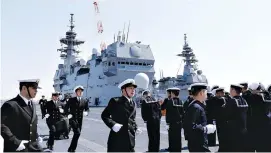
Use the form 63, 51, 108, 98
53, 14, 155, 106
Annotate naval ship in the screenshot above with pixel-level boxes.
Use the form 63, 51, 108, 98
53, 14, 156, 106
155, 34, 208, 101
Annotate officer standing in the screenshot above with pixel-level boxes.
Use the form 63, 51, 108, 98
1, 79, 43, 152
65, 85, 89, 152
184, 83, 216, 152
141, 90, 161, 152
183, 86, 194, 113
44, 92, 64, 150
161, 87, 184, 152
101, 79, 141, 152
39, 95, 47, 119
224, 84, 249, 152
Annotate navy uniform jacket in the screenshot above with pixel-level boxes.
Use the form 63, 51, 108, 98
141, 96, 161, 122
1, 95, 42, 152
64, 97, 89, 124
44, 100, 65, 123
101, 96, 137, 152
184, 100, 209, 152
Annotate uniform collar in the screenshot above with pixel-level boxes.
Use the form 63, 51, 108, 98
124, 96, 132, 102
19, 93, 30, 105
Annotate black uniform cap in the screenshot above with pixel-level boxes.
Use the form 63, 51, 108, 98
230, 84, 243, 91
215, 87, 225, 93
19, 79, 41, 89
211, 85, 219, 91
239, 82, 248, 88
52, 92, 61, 96
190, 83, 208, 94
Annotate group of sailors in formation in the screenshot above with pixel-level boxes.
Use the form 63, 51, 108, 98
1, 78, 271, 152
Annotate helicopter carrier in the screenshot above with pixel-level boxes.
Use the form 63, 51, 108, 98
53, 14, 155, 106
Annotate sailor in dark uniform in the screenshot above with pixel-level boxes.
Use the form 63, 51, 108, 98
245, 83, 271, 152
183, 86, 194, 140
39, 95, 47, 119
161, 87, 184, 152
211, 87, 229, 152
43, 92, 64, 150
141, 90, 161, 152
65, 85, 89, 152
101, 79, 141, 152
224, 84, 249, 152
205, 85, 219, 146
183, 86, 194, 113
1, 79, 43, 152
184, 83, 216, 152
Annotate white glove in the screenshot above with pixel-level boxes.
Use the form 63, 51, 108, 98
112, 123, 123, 132
45, 114, 50, 119
83, 111, 88, 116
68, 114, 72, 119
136, 128, 142, 135
59, 108, 64, 113
166, 124, 169, 130
16, 140, 29, 151
144, 121, 147, 127
206, 124, 216, 134
38, 137, 43, 144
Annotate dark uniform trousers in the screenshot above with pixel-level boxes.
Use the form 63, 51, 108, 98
163, 98, 183, 152
65, 97, 89, 151
146, 119, 160, 152
45, 100, 65, 147
1, 95, 43, 152
168, 122, 182, 152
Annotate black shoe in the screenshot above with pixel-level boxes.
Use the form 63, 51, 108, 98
68, 148, 75, 152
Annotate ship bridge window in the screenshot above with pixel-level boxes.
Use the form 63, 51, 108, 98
143, 63, 146, 66
112, 62, 115, 66
139, 63, 142, 66
77, 68, 90, 76
118, 62, 120, 64
126, 62, 129, 65
130, 62, 134, 65
121, 62, 125, 64
108, 62, 111, 66
135, 63, 138, 65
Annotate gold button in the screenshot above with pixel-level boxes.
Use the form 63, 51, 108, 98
30, 132, 32, 134
30, 124, 32, 127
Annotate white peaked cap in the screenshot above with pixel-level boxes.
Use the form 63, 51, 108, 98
18, 79, 41, 89
167, 87, 180, 91
118, 79, 137, 89
249, 82, 260, 90
74, 85, 84, 92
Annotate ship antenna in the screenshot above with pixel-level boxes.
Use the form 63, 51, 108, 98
70, 13, 75, 31
114, 33, 115, 42
122, 23, 126, 42
184, 33, 187, 45
126, 20, 130, 43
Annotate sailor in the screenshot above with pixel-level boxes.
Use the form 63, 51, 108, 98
64, 85, 89, 152
161, 87, 184, 152
205, 85, 219, 146
240, 82, 249, 93
245, 83, 271, 152
183, 83, 216, 152
211, 87, 229, 152
101, 79, 141, 152
140, 90, 161, 152
39, 95, 47, 119
223, 84, 249, 152
183, 85, 194, 113
1, 79, 43, 152
43, 92, 65, 151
